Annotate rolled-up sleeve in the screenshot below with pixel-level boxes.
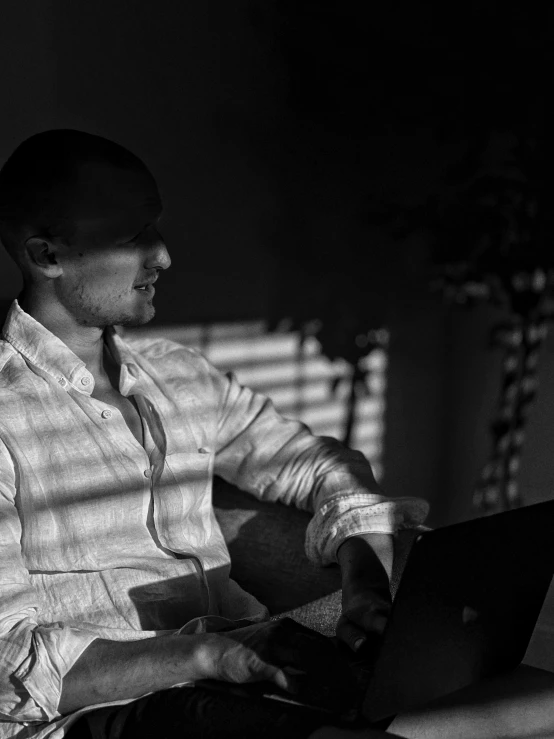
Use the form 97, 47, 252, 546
0, 439, 97, 724
210, 366, 430, 566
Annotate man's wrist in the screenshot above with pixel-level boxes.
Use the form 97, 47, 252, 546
337, 533, 394, 586
189, 632, 226, 681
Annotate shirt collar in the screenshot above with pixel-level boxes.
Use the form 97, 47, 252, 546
1, 300, 141, 394
104, 325, 142, 393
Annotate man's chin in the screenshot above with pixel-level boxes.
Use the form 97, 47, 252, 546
118, 313, 155, 329
114, 305, 156, 328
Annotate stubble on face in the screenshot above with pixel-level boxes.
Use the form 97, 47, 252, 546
58, 268, 157, 328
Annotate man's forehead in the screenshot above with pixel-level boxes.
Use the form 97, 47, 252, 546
69, 204, 162, 233
65, 159, 162, 217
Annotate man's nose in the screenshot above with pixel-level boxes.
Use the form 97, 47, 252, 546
145, 228, 171, 271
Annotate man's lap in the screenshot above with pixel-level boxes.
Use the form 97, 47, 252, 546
66, 684, 328, 739
64, 662, 554, 739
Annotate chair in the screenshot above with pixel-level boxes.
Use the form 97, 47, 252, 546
213, 479, 554, 739
212, 476, 422, 637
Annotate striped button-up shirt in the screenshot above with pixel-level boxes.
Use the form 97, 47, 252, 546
0, 300, 428, 738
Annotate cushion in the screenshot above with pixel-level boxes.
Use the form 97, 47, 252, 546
213, 477, 421, 635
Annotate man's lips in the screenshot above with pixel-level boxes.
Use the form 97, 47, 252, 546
133, 277, 158, 292
134, 283, 156, 295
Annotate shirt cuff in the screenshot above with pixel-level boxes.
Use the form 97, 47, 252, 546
305, 493, 430, 565
11, 624, 98, 722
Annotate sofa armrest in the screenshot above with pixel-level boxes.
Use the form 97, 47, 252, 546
213, 477, 423, 635
213, 477, 341, 615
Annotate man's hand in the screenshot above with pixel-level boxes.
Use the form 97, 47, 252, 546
60, 618, 355, 715
197, 620, 295, 691
198, 618, 356, 706
336, 534, 393, 653
337, 580, 392, 654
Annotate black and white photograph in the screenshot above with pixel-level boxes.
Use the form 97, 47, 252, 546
0, 3, 553, 738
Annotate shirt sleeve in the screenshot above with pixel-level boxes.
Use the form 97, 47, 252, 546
209, 365, 429, 565
0, 438, 98, 724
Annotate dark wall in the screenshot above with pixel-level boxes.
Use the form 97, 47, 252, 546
1, 2, 552, 525
0, 0, 283, 321
0, 2, 453, 322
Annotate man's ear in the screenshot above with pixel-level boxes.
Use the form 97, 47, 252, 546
24, 236, 64, 278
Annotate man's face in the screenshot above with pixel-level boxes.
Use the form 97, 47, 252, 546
51, 160, 170, 328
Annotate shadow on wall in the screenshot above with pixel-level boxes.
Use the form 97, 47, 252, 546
123, 320, 387, 480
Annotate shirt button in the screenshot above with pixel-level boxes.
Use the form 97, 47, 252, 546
58, 377, 67, 387
144, 469, 152, 478
101, 409, 113, 419
81, 376, 91, 386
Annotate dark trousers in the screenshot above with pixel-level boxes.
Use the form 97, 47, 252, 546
66, 685, 334, 739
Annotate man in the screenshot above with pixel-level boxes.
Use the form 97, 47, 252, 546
0, 129, 428, 738
0, 130, 552, 739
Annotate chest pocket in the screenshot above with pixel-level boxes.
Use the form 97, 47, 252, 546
154, 449, 215, 551
164, 448, 213, 492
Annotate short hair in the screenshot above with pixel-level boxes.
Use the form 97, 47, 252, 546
0, 129, 146, 267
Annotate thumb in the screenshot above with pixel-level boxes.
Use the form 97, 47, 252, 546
336, 614, 367, 653
250, 654, 293, 693
267, 664, 294, 692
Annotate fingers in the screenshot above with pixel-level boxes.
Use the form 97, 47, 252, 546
247, 656, 308, 695
340, 591, 391, 641
336, 605, 389, 654
347, 606, 388, 637
223, 620, 312, 689
352, 606, 388, 636
230, 617, 325, 672
222, 642, 296, 692
227, 620, 358, 712
336, 614, 367, 653
227, 617, 353, 691
249, 653, 306, 695
260, 662, 292, 692
268, 619, 354, 695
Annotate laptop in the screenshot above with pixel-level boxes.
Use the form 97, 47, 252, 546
196, 499, 554, 727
